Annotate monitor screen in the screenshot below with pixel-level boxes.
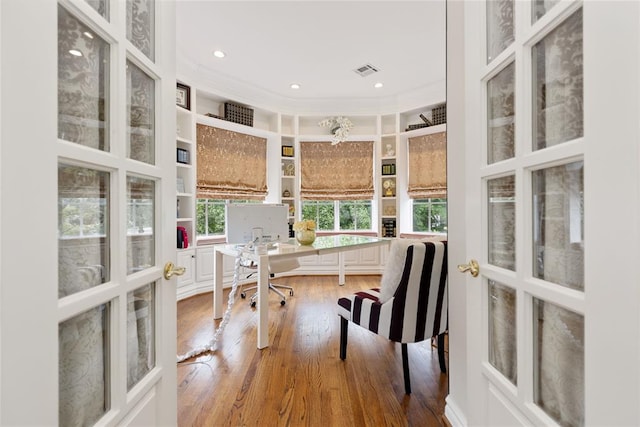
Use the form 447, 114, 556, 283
225, 203, 289, 244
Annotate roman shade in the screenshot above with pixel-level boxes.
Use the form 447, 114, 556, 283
299, 140, 374, 200
408, 131, 447, 199
196, 124, 267, 200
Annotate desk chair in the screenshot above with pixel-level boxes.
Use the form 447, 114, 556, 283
337, 239, 448, 394
240, 257, 300, 307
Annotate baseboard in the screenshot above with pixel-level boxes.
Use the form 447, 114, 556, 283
177, 271, 383, 301
444, 395, 467, 427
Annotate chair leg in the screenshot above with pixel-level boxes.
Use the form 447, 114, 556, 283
402, 343, 411, 394
437, 333, 447, 373
339, 316, 348, 360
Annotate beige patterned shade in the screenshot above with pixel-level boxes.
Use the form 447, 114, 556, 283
196, 124, 267, 200
300, 140, 374, 200
408, 131, 447, 199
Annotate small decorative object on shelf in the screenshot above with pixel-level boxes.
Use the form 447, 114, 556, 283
283, 163, 295, 176
177, 148, 189, 164
318, 116, 354, 145
384, 143, 395, 157
221, 102, 254, 126
432, 103, 447, 125
382, 218, 396, 237
383, 205, 396, 216
177, 226, 189, 248
282, 145, 294, 157
282, 189, 291, 198
176, 82, 190, 110
382, 163, 396, 175
383, 179, 396, 197
293, 219, 316, 245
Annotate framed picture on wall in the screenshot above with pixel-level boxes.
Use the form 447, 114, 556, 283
176, 82, 190, 110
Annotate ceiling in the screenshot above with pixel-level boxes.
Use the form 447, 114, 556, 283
175, 1, 446, 113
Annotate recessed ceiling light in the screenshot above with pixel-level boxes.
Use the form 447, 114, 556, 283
290, 83, 300, 89
69, 49, 83, 57
213, 50, 226, 58
374, 82, 383, 88
83, 31, 94, 39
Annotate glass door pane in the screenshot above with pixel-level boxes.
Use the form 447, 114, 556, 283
533, 9, 583, 150
127, 283, 156, 390
127, 176, 155, 274
58, 5, 110, 150
127, 0, 155, 61
486, 0, 514, 63
59, 303, 110, 426
487, 62, 515, 164
532, 161, 584, 290
488, 175, 515, 270
127, 61, 155, 164
58, 164, 110, 298
488, 280, 517, 384
533, 298, 584, 427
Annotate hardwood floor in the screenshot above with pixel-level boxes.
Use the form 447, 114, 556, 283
177, 275, 449, 426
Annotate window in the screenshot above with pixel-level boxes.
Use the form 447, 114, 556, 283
413, 198, 447, 233
301, 200, 372, 232
339, 200, 372, 230
196, 199, 259, 237
196, 199, 225, 237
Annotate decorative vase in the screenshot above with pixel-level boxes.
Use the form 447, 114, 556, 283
296, 229, 316, 245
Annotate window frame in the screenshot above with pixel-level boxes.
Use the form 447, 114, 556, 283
301, 199, 374, 233
411, 197, 448, 234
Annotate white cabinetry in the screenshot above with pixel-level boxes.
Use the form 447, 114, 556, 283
195, 246, 215, 283
173, 78, 445, 300
176, 249, 195, 288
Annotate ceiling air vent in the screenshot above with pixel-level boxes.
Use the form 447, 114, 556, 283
353, 63, 380, 77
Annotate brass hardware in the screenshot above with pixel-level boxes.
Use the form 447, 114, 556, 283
164, 262, 186, 280
457, 259, 479, 277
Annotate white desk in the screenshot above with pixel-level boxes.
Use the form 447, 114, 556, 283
213, 234, 390, 349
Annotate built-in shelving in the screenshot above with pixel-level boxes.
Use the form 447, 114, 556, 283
176, 79, 445, 245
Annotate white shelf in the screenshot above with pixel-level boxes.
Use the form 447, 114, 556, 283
176, 136, 192, 145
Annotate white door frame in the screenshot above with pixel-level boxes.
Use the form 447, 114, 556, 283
445, 1, 640, 426
0, 0, 178, 424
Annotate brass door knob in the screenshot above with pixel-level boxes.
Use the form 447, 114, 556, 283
164, 262, 186, 280
457, 259, 479, 277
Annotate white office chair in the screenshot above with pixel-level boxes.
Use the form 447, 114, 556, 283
240, 257, 300, 306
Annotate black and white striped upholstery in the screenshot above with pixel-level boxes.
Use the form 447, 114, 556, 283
337, 240, 448, 394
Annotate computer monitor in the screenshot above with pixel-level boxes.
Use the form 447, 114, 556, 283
225, 203, 289, 244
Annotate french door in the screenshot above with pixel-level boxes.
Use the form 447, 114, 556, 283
1, 0, 178, 424
451, 1, 640, 426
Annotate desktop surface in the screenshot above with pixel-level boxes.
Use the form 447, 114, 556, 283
220, 234, 390, 260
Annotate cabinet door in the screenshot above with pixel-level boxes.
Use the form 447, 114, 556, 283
358, 246, 380, 265
196, 246, 215, 282
177, 250, 195, 287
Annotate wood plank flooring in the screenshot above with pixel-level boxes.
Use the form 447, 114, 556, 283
177, 275, 449, 426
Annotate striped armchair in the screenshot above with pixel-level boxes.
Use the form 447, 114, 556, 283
337, 240, 448, 394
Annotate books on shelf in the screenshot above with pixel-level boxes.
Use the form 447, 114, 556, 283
382, 218, 396, 238
382, 163, 396, 175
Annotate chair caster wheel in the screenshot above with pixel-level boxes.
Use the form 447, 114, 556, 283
280, 300, 286, 306
250, 301, 256, 308
240, 292, 246, 299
